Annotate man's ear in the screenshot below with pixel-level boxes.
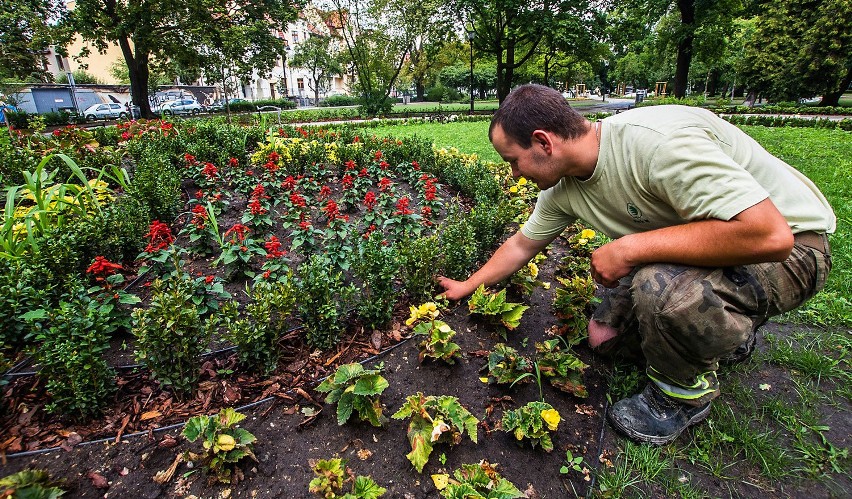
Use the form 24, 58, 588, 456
531, 130, 553, 154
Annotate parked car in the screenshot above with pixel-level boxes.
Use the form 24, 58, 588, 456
206, 98, 248, 112
82, 103, 128, 121
160, 99, 203, 116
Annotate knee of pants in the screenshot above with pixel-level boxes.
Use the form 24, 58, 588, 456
628, 264, 689, 320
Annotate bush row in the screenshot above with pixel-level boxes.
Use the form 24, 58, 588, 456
721, 114, 852, 131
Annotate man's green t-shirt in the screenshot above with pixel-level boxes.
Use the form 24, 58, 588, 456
521, 105, 836, 241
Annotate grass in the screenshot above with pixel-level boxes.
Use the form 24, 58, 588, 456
353, 119, 851, 496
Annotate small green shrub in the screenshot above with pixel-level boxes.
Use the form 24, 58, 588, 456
221, 277, 296, 374
129, 152, 182, 222
320, 95, 360, 107
133, 276, 220, 397
354, 234, 400, 330
399, 235, 441, 301
439, 212, 478, 280
316, 363, 389, 426
0, 260, 51, 352
34, 292, 116, 417
296, 254, 355, 350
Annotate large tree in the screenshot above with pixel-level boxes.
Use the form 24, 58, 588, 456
68, 0, 299, 118
738, 0, 852, 106
0, 0, 71, 82
290, 34, 344, 104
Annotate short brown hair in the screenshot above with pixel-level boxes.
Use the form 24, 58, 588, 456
489, 84, 587, 148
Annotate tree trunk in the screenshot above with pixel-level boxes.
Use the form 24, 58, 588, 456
673, 0, 695, 99
819, 67, 852, 107
118, 36, 154, 118
415, 80, 424, 102
743, 89, 757, 107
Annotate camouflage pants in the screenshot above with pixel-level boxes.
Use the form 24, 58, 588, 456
593, 235, 831, 405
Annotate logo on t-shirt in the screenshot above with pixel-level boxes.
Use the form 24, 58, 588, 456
627, 202, 650, 224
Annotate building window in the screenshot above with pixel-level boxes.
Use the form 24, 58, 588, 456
292, 31, 299, 44
297, 78, 305, 91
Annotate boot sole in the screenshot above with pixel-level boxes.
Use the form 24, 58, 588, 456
607, 403, 711, 446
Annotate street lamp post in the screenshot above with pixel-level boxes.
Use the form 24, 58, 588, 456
467, 30, 475, 115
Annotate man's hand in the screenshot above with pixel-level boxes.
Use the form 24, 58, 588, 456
590, 240, 635, 287
436, 276, 474, 301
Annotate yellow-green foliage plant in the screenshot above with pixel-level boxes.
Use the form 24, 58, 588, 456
182, 408, 257, 484
392, 393, 479, 473
432, 461, 523, 499
0, 469, 66, 498
501, 401, 561, 452
308, 458, 387, 499
536, 339, 589, 398
315, 363, 389, 427
467, 284, 529, 338
405, 302, 461, 364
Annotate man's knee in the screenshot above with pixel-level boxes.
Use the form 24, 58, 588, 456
588, 319, 618, 348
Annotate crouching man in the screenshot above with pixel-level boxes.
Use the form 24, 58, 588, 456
438, 84, 835, 445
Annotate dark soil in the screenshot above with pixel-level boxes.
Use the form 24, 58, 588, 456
3, 231, 849, 497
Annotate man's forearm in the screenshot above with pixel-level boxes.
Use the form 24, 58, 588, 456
458, 232, 552, 293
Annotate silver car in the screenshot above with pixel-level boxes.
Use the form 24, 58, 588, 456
82, 103, 128, 121
160, 99, 203, 116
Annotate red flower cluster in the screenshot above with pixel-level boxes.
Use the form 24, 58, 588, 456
229, 157, 239, 167
205, 275, 215, 284
379, 177, 392, 192
412, 160, 420, 170
394, 197, 413, 216
323, 199, 343, 224
202, 162, 218, 181
265, 235, 286, 259
86, 256, 123, 280
374, 150, 383, 161
296, 127, 309, 138
423, 176, 438, 201
251, 184, 270, 200
264, 160, 279, 173
224, 223, 250, 243
281, 175, 297, 190
341, 174, 354, 190
248, 198, 267, 215
358, 167, 368, 178
144, 221, 174, 253
268, 151, 280, 162
298, 220, 312, 231
318, 185, 332, 200
184, 153, 197, 166
121, 131, 131, 141
379, 161, 389, 170
345, 160, 357, 171
191, 204, 208, 228
353, 135, 361, 143
289, 192, 307, 208
363, 223, 377, 239
277, 128, 287, 137
364, 191, 377, 210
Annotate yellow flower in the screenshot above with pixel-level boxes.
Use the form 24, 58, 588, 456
509, 186, 518, 194
541, 408, 560, 431
517, 177, 528, 186
438, 323, 452, 333
217, 434, 236, 451
580, 229, 596, 240
577, 238, 588, 245
527, 262, 539, 279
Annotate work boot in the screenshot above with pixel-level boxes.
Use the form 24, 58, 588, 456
720, 327, 758, 365
607, 384, 711, 445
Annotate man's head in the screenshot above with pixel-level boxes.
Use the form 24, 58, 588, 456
489, 84, 587, 148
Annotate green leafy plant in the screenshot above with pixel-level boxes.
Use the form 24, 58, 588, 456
0, 469, 65, 498
315, 363, 389, 427
132, 275, 221, 398
220, 277, 296, 374
434, 461, 523, 499
535, 339, 589, 398
551, 273, 598, 343
510, 253, 547, 295
296, 254, 356, 350
484, 343, 533, 385
438, 212, 478, 280
501, 401, 561, 452
392, 393, 479, 473
353, 234, 400, 330
308, 458, 387, 499
467, 285, 529, 338
399, 235, 441, 301
560, 450, 589, 477
405, 302, 461, 364
182, 407, 257, 484
33, 292, 116, 417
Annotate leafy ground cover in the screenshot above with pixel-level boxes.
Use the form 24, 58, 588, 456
1, 116, 849, 497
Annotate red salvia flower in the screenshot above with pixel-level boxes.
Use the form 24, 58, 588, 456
394, 197, 412, 216
224, 223, 250, 243
229, 157, 239, 167
191, 204, 208, 228
318, 185, 332, 200
184, 153, 197, 165
248, 198, 267, 215
412, 160, 420, 170
265, 236, 286, 258
374, 150, 383, 160
379, 177, 392, 192
364, 191, 377, 210
289, 192, 306, 208
86, 256, 123, 280
143, 221, 174, 252
205, 275, 215, 284
358, 167, 368, 178
345, 160, 357, 171
323, 199, 340, 223
268, 151, 280, 162
202, 162, 218, 180
341, 174, 354, 190
379, 161, 389, 170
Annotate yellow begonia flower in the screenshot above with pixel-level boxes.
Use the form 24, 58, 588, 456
541, 408, 560, 431
438, 323, 452, 333
217, 434, 236, 451
580, 229, 596, 240
578, 238, 588, 245
517, 177, 528, 186
509, 186, 518, 194
527, 262, 539, 278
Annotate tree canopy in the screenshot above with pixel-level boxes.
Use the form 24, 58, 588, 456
0, 0, 71, 82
